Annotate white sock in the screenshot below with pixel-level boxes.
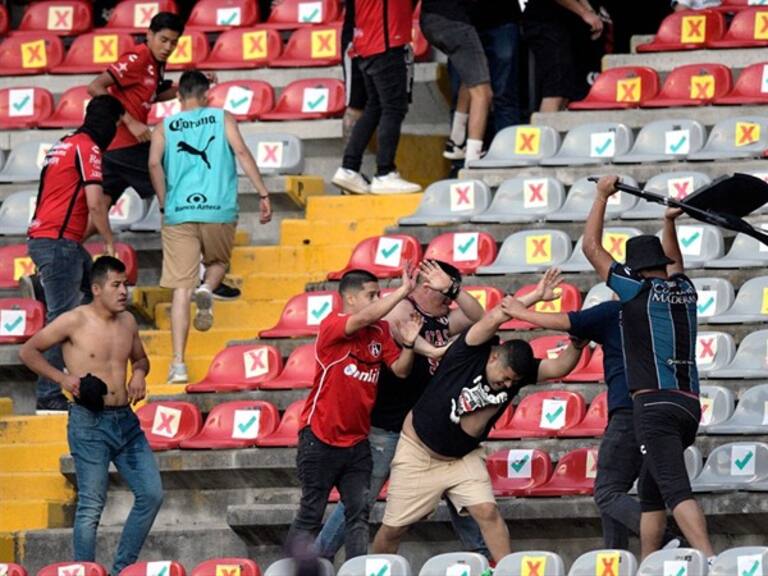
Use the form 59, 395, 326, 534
465, 138, 483, 163
450, 111, 468, 146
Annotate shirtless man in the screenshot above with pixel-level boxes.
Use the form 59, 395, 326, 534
20, 256, 163, 574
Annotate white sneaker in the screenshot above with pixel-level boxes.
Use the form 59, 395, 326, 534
369, 172, 422, 195
167, 362, 188, 384
194, 285, 214, 332
331, 167, 370, 194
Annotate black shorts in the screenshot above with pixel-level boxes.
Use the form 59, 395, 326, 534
523, 18, 577, 100
420, 13, 490, 87
634, 390, 701, 513
102, 142, 155, 204
343, 43, 367, 110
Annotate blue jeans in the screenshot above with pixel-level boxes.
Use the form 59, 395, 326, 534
478, 22, 522, 133
315, 427, 490, 560
28, 238, 93, 403
68, 404, 164, 574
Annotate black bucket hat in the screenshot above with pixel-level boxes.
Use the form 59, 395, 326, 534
625, 235, 674, 272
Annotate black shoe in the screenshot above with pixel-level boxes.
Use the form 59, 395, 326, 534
212, 283, 241, 301
36, 395, 71, 414
20, 273, 46, 305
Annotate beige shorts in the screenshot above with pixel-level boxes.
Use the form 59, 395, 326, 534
160, 222, 236, 289
382, 432, 495, 527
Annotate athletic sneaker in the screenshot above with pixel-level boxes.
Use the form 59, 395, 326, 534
194, 286, 214, 332
167, 362, 188, 384
443, 139, 466, 160
331, 167, 370, 194
213, 283, 241, 301
370, 172, 422, 195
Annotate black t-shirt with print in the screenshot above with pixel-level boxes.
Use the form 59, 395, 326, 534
412, 329, 541, 458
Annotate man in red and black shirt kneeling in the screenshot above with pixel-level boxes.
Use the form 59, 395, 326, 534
287, 268, 423, 559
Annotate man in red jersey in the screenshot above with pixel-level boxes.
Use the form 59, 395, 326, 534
287, 267, 423, 559
27, 95, 125, 412
87, 11, 183, 206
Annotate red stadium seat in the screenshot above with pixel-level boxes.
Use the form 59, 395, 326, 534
558, 392, 608, 438
0, 5, 9, 37
528, 447, 598, 496
165, 31, 209, 70
179, 400, 279, 449
528, 334, 591, 379
563, 345, 605, 382
637, 9, 725, 52
0, 563, 26, 576
207, 80, 275, 120
0, 34, 65, 75
260, 78, 345, 120
423, 232, 498, 275
84, 242, 138, 285
255, 399, 304, 447
487, 448, 553, 497
569, 67, 659, 110
0, 298, 45, 344
185, 0, 259, 32
270, 25, 341, 67
487, 404, 514, 439
37, 85, 89, 128
494, 390, 587, 439
18, 1, 92, 36
118, 562, 185, 576
641, 63, 732, 107
264, 0, 342, 29
0, 87, 54, 129
259, 290, 342, 338
191, 558, 261, 576
259, 343, 315, 390
51, 32, 135, 74
328, 234, 423, 280
103, 0, 179, 34
501, 282, 582, 331
412, 18, 429, 61
715, 61, 768, 105
453, 285, 504, 313
135, 401, 203, 450
201, 27, 282, 69
186, 344, 283, 392
148, 98, 181, 126
709, 7, 768, 48
39, 563, 107, 576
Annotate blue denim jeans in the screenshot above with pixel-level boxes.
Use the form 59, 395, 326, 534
478, 22, 522, 133
28, 238, 93, 404
68, 404, 164, 574
315, 426, 490, 560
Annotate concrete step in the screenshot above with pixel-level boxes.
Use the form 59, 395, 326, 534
230, 245, 351, 276
140, 329, 256, 374
0, 397, 12, 417
0, 472, 73, 500
605, 46, 768, 74
0, 415, 66, 444
153, 299, 286, 332
0, 499, 72, 532
306, 193, 423, 221
148, 389, 307, 414
0, 442, 69, 471
241, 272, 326, 301
280, 218, 396, 247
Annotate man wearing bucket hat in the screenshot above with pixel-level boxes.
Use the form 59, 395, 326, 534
583, 175, 715, 562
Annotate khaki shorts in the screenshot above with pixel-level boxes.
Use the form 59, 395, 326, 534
382, 432, 495, 527
160, 222, 236, 289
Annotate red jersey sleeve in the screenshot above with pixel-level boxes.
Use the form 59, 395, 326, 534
316, 314, 351, 353
379, 320, 402, 367
75, 138, 103, 186
107, 49, 146, 89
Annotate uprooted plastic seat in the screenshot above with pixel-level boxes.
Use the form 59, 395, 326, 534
696, 331, 736, 377
0, 189, 38, 235
259, 343, 315, 390
190, 558, 261, 576
241, 133, 304, 175
527, 448, 599, 496
186, 344, 283, 392
206, 80, 274, 120
691, 442, 768, 492
471, 176, 565, 224
569, 67, 659, 110
259, 291, 341, 338
179, 401, 280, 449
328, 234, 422, 280
613, 120, 707, 164
708, 232, 768, 268
135, 401, 203, 451
540, 122, 633, 166
255, 399, 305, 447
487, 448, 553, 496
423, 232, 498, 275
546, 176, 639, 222
418, 553, 488, 576
399, 179, 491, 225
496, 390, 587, 439
636, 9, 725, 52
708, 547, 768, 576
0, 298, 45, 344
622, 171, 711, 220
641, 63, 732, 107
118, 562, 186, 576
476, 230, 571, 275
184, 0, 259, 32
559, 228, 642, 273
494, 551, 565, 576
567, 550, 637, 576
338, 555, 412, 576
706, 385, 768, 435
0, 87, 54, 129
467, 125, 560, 168
707, 330, 768, 379
698, 385, 736, 432
687, 116, 768, 161
706, 275, 768, 323
691, 277, 735, 322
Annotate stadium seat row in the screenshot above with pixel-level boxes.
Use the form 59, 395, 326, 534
468, 117, 768, 168
571, 62, 768, 110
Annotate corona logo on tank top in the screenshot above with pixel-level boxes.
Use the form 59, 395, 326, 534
168, 114, 217, 132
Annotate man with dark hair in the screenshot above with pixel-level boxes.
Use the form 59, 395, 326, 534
288, 266, 424, 559
27, 95, 124, 412
584, 175, 714, 561
373, 280, 586, 562
149, 70, 272, 384
19, 256, 162, 574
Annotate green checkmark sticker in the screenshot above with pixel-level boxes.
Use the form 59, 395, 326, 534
545, 405, 564, 423
229, 96, 249, 109
12, 95, 30, 111
306, 94, 326, 110
371, 565, 388, 576
735, 451, 754, 470
301, 7, 320, 21
3, 316, 22, 333
220, 11, 238, 25
594, 137, 613, 155
457, 236, 476, 254
680, 232, 700, 248
743, 560, 760, 576
670, 135, 687, 153
311, 301, 330, 319
156, 567, 168, 576
675, 567, 686, 576
381, 244, 399, 258
238, 415, 258, 433
510, 455, 529, 473
697, 296, 714, 314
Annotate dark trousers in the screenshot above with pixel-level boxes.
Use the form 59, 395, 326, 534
342, 46, 409, 176
288, 427, 373, 559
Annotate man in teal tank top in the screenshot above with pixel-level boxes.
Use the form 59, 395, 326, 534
149, 70, 272, 383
